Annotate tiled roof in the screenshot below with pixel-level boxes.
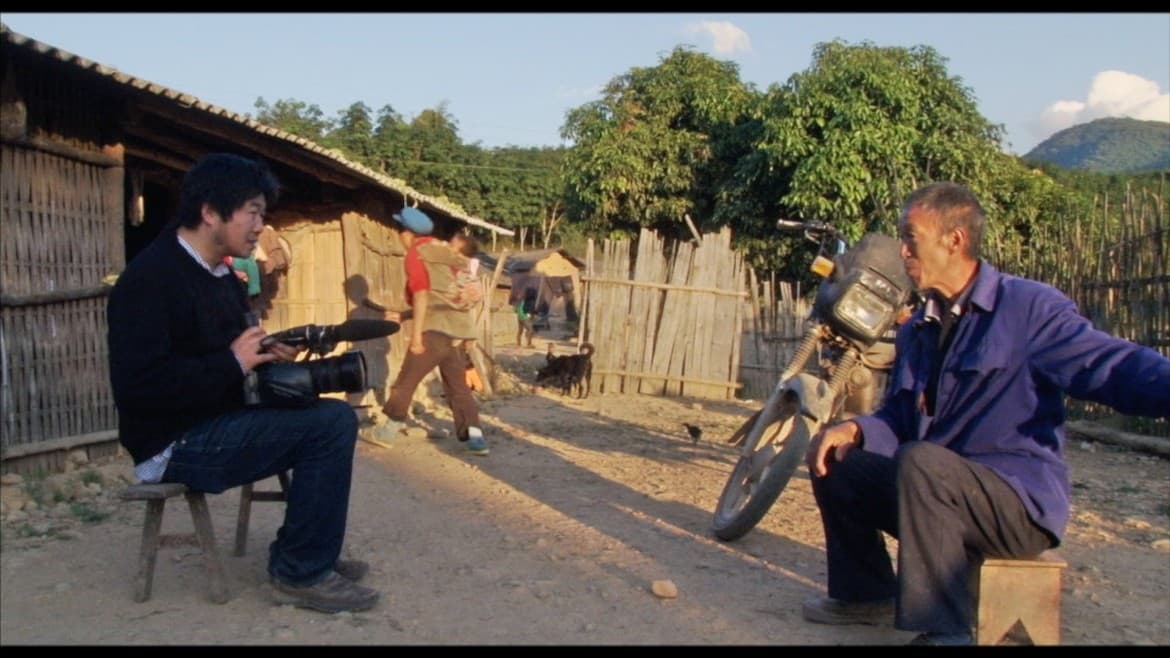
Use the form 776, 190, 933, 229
1, 23, 514, 236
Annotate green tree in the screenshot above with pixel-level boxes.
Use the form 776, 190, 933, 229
730, 42, 1004, 236
331, 101, 376, 163
399, 103, 478, 202
561, 46, 757, 239
370, 104, 413, 176
477, 147, 568, 248
251, 97, 332, 142
716, 41, 1040, 279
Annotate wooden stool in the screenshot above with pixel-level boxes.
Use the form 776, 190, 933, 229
233, 470, 290, 556
972, 550, 1067, 645
117, 483, 229, 604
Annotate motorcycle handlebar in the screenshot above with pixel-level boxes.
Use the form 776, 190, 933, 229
776, 218, 844, 249
776, 218, 837, 235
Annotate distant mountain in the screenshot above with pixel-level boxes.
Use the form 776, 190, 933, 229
1023, 117, 1170, 174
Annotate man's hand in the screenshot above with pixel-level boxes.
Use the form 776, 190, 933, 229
409, 334, 426, 355
806, 420, 861, 478
382, 308, 412, 323
231, 326, 280, 372
264, 340, 300, 362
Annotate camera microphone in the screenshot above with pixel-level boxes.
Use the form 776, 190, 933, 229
260, 319, 401, 350
331, 319, 401, 342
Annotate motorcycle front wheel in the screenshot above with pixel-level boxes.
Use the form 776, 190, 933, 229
711, 389, 813, 541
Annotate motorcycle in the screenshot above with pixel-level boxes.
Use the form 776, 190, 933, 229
711, 219, 914, 541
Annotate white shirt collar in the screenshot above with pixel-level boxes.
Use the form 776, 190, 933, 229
176, 233, 232, 277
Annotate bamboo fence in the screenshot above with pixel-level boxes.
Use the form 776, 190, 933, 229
581, 227, 747, 400
737, 274, 811, 400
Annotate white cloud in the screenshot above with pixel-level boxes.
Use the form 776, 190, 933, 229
684, 21, 751, 56
1029, 71, 1170, 147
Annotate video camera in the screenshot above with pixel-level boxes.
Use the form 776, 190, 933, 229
244, 319, 400, 408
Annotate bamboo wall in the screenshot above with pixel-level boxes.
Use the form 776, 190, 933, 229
268, 218, 350, 329
737, 275, 811, 400
581, 227, 747, 400
337, 211, 404, 413
0, 145, 123, 464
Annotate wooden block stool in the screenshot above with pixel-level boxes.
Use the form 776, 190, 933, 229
117, 483, 229, 604
972, 550, 1067, 645
233, 470, 290, 556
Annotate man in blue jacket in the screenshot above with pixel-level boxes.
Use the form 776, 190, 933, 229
801, 181, 1170, 645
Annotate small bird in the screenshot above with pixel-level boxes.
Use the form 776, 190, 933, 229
683, 423, 703, 443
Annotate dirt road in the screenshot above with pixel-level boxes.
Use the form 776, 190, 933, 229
2, 346, 1167, 645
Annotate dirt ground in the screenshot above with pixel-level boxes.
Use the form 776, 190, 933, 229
1, 338, 1168, 646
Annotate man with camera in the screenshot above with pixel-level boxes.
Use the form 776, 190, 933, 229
107, 153, 379, 614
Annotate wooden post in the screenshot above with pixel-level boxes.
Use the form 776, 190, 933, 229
683, 213, 702, 244
576, 239, 593, 350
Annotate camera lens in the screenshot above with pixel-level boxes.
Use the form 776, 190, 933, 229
305, 351, 367, 394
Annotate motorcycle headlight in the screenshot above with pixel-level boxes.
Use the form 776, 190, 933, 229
832, 270, 898, 344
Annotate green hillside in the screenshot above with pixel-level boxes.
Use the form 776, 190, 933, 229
1023, 117, 1170, 174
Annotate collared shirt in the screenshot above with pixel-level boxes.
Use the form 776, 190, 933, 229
854, 261, 1170, 543
922, 282, 974, 347
178, 234, 233, 277
921, 280, 976, 414
133, 233, 235, 484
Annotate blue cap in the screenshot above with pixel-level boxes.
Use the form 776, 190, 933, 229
393, 206, 433, 235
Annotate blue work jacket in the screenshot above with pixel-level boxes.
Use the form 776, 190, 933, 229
854, 261, 1170, 543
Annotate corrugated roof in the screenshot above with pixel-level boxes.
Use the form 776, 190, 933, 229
1, 23, 514, 236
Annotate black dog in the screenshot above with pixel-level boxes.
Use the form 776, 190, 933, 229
535, 343, 594, 398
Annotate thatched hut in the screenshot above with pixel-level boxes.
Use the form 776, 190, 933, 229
0, 24, 512, 476
478, 248, 585, 340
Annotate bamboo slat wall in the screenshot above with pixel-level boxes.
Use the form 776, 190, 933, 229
1, 145, 122, 454
587, 236, 631, 394
630, 232, 667, 395
270, 220, 350, 330
650, 238, 694, 397
582, 227, 747, 400
737, 275, 810, 400
339, 211, 404, 412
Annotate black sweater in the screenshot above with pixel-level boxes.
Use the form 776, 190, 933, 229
107, 230, 249, 464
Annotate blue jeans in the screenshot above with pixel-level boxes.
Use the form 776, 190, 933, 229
161, 398, 358, 586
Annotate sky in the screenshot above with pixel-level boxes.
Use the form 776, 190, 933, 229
3, 12, 1168, 156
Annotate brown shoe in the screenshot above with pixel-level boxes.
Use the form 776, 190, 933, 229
801, 596, 894, 625
272, 570, 379, 613
334, 559, 369, 582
